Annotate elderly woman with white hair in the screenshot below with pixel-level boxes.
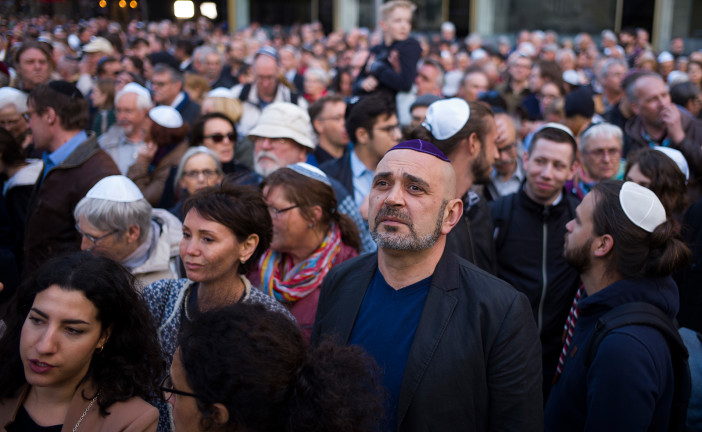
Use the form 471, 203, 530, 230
568, 122, 624, 199
0, 87, 30, 150
303, 67, 330, 103
74, 175, 182, 288
168, 146, 223, 220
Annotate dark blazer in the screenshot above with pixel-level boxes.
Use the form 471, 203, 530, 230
311, 247, 543, 432
320, 150, 353, 201
174, 92, 201, 128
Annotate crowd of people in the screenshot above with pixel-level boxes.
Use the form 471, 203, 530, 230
0, 0, 701, 430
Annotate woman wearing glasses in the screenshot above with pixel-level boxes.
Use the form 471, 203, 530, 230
0, 252, 165, 431
142, 183, 292, 432
168, 147, 223, 221
254, 163, 360, 344
163, 303, 382, 432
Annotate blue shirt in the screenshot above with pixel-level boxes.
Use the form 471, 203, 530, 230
350, 149, 374, 209
349, 270, 431, 431
41, 130, 88, 181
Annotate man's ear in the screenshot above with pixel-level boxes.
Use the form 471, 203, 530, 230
593, 233, 614, 258
440, 198, 464, 235
466, 132, 480, 157
355, 127, 369, 146
208, 403, 229, 427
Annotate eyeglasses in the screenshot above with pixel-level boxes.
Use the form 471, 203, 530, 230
151, 80, 173, 87
317, 115, 344, 122
183, 169, 219, 179
267, 204, 299, 218
160, 374, 198, 400
23, 109, 38, 122
0, 117, 25, 128
374, 124, 400, 133
584, 148, 621, 159
205, 132, 237, 143
75, 224, 118, 245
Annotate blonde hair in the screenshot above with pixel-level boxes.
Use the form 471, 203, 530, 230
381, 0, 416, 20
201, 96, 243, 123
184, 73, 211, 104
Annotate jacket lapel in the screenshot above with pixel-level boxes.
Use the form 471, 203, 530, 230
337, 254, 378, 343
396, 249, 459, 426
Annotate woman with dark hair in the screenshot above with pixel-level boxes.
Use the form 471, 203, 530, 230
190, 112, 252, 181
90, 78, 117, 137
128, 106, 189, 206
0, 127, 42, 269
143, 183, 292, 431
167, 303, 383, 432
255, 163, 360, 343
624, 147, 690, 219
0, 252, 165, 431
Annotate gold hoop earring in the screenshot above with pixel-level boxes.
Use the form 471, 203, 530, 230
95, 345, 104, 354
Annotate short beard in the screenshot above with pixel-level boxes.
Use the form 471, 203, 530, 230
472, 147, 492, 185
254, 150, 281, 177
371, 200, 447, 251
563, 236, 593, 274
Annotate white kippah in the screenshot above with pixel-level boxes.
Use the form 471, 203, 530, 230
421, 98, 470, 141
121, 82, 152, 102
619, 181, 666, 233
86, 175, 144, 202
149, 105, 183, 128
653, 146, 690, 181
287, 162, 331, 186
207, 87, 235, 98
536, 122, 576, 140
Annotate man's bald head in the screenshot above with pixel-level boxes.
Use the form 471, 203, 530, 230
369, 147, 462, 252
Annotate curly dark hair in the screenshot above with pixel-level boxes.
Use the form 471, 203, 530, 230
183, 183, 272, 274
0, 252, 166, 415
177, 303, 383, 432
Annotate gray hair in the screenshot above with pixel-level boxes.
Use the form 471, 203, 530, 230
153, 63, 185, 87
174, 146, 223, 194
0, 88, 28, 113
580, 123, 623, 153
115, 86, 153, 111
599, 58, 627, 80
74, 196, 153, 243
625, 71, 661, 105
304, 67, 330, 86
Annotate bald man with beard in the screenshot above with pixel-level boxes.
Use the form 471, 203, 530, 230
312, 139, 542, 432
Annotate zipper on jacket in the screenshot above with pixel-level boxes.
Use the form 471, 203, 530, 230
537, 206, 550, 334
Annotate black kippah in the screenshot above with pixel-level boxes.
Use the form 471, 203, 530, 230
48, 80, 84, 100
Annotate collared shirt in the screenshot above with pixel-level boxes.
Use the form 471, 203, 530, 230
42, 130, 88, 180
490, 160, 525, 198
350, 149, 374, 209
170, 92, 185, 108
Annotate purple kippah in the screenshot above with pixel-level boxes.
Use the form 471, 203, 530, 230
388, 139, 450, 163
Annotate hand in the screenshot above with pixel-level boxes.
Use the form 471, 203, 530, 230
495, 117, 509, 145
364, 54, 375, 74
660, 104, 685, 144
388, 50, 401, 73
138, 141, 158, 161
361, 76, 379, 92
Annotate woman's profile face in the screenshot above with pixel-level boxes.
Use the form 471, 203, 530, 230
264, 185, 310, 254
20, 285, 108, 391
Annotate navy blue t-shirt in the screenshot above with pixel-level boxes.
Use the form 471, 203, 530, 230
349, 269, 431, 431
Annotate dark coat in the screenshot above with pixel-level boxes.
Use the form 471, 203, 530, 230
352, 38, 422, 96
311, 248, 543, 432
490, 186, 581, 391
320, 150, 353, 201
174, 92, 201, 128
446, 192, 497, 275
545, 277, 679, 431
23, 133, 119, 274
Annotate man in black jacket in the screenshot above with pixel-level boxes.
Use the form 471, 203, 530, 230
412, 98, 499, 274
312, 139, 542, 432
490, 123, 581, 398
